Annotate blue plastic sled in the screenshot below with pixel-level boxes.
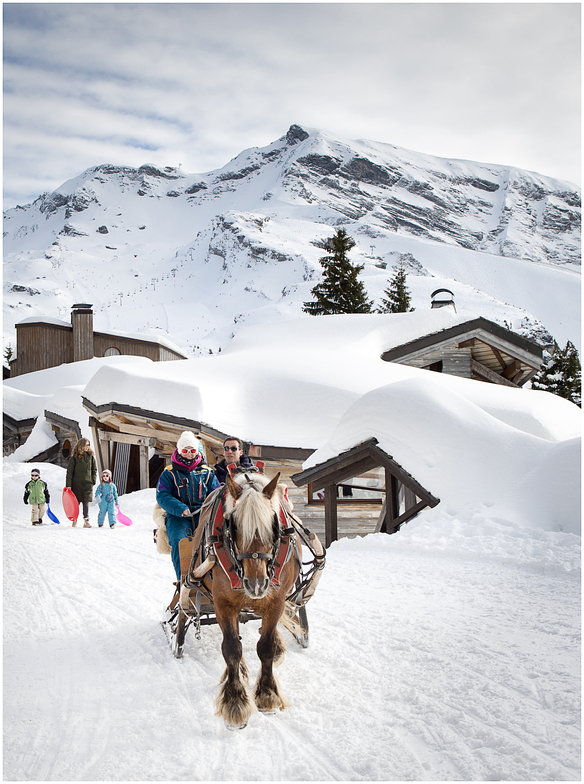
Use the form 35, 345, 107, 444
46, 504, 60, 524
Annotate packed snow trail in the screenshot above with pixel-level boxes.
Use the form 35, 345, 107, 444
3, 462, 580, 781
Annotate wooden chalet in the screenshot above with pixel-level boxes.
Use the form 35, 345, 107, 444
9, 303, 187, 378
381, 316, 543, 387
3, 412, 36, 457
291, 438, 440, 547
81, 396, 313, 496
41, 411, 82, 467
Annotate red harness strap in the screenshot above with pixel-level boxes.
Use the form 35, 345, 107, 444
210, 489, 294, 590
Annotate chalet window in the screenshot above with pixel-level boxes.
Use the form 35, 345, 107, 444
308, 467, 384, 505
62, 439, 71, 459
425, 360, 443, 373
104, 347, 121, 356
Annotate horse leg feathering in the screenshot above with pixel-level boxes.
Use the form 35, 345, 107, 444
209, 470, 299, 728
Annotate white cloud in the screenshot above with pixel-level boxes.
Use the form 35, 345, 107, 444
3, 3, 581, 208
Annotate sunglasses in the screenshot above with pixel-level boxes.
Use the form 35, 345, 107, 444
180, 447, 198, 454
224, 446, 240, 451
31, 474, 40, 478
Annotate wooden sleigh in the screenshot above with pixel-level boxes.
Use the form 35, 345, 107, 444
162, 472, 326, 660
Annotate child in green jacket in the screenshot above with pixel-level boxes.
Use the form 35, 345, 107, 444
23, 468, 50, 526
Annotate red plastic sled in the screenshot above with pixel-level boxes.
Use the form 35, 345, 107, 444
62, 487, 79, 522
116, 505, 133, 526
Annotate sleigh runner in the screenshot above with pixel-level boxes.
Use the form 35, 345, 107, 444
161, 471, 325, 660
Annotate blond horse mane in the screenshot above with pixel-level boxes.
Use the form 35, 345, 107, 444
225, 472, 280, 551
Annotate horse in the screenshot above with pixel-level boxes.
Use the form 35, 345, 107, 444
197, 470, 302, 730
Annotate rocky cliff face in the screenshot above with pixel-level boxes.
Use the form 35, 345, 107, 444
3, 124, 580, 355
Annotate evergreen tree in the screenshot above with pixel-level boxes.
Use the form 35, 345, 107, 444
378, 263, 414, 313
531, 340, 581, 407
303, 229, 372, 315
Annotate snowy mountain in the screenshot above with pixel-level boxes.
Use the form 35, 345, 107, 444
3, 124, 581, 358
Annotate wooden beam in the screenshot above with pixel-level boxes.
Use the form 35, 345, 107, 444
369, 443, 439, 507
90, 420, 105, 477
501, 358, 521, 380
374, 499, 387, 533
391, 499, 429, 529
491, 345, 509, 371
387, 471, 400, 533
471, 359, 518, 387
308, 454, 380, 492
324, 485, 338, 548
99, 431, 157, 447
457, 338, 476, 349
107, 420, 182, 442
138, 445, 149, 490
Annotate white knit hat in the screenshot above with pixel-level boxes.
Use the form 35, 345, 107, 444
176, 431, 202, 454
101, 469, 112, 478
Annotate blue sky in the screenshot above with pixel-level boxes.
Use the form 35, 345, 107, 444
3, 2, 581, 209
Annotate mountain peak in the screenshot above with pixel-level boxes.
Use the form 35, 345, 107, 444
3, 125, 580, 360
286, 124, 310, 145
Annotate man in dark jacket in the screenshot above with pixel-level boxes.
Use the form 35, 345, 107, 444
213, 437, 255, 484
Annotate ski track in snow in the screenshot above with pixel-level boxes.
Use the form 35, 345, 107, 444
3, 463, 580, 782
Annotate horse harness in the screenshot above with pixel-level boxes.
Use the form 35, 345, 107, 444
189, 473, 299, 591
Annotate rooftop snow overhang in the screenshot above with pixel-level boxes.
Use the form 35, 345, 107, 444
291, 438, 440, 545
15, 318, 186, 356
380, 317, 543, 386
44, 410, 82, 440
81, 397, 314, 460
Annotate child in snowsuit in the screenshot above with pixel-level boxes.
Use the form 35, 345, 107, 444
95, 469, 119, 528
23, 468, 50, 526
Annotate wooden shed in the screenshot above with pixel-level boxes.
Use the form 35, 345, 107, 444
381, 316, 543, 387
291, 438, 440, 547
9, 304, 187, 378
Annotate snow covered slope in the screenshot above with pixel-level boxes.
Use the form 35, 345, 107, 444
3, 459, 580, 780
3, 125, 580, 358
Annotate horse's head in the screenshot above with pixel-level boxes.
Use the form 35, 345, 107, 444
224, 471, 282, 600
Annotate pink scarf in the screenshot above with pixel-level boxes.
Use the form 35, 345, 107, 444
171, 450, 203, 472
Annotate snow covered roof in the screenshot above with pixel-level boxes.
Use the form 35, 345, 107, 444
5, 312, 580, 535
16, 316, 71, 328
15, 315, 187, 356
381, 316, 543, 361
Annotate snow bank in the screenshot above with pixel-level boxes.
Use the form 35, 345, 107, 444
3, 459, 580, 781
305, 378, 581, 535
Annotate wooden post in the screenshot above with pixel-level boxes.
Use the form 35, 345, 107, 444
324, 484, 338, 548
90, 421, 105, 477
383, 468, 398, 534
139, 445, 149, 490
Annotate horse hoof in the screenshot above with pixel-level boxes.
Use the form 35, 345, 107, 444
225, 720, 247, 731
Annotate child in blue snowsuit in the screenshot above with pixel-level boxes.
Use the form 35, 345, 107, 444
95, 469, 119, 528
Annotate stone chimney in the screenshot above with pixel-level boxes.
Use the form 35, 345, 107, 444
430, 289, 456, 312
71, 303, 94, 362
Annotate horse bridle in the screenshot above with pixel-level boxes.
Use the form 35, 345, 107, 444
224, 474, 282, 582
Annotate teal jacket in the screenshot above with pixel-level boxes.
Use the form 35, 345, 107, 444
156, 452, 219, 527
